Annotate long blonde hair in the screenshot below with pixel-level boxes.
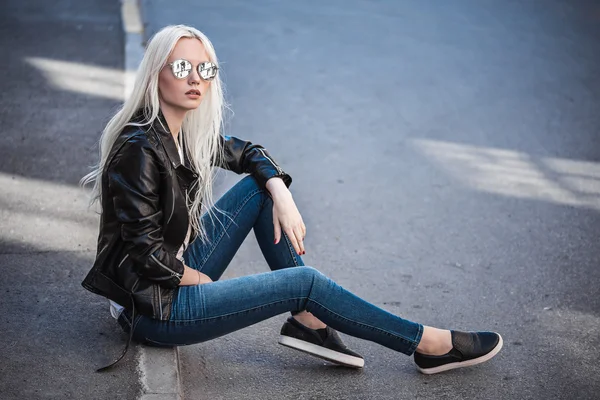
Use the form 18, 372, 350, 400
80, 25, 226, 243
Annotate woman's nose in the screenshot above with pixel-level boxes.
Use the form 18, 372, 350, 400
188, 67, 201, 85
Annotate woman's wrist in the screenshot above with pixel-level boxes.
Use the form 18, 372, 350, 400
266, 177, 291, 201
180, 265, 200, 286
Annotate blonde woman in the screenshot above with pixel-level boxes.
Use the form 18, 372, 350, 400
81, 25, 502, 374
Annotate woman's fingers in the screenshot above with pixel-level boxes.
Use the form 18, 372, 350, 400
273, 212, 282, 245
294, 226, 305, 254
284, 225, 301, 255
271, 197, 306, 255
283, 225, 305, 255
199, 272, 213, 284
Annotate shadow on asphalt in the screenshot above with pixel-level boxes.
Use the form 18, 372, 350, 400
0, 0, 143, 399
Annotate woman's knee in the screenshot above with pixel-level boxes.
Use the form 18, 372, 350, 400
292, 266, 327, 285
236, 175, 271, 204
237, 175, 262, 193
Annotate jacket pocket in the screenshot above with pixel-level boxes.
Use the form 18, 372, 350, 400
150, 254, 183, 279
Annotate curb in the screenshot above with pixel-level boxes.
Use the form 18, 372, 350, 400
120, 1, 184, 399
138, 346, 183, 400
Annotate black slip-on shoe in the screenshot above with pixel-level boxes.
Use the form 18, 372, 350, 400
414, 330, 503, 375
278, 317, 365, 368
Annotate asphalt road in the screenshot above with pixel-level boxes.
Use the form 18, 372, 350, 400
141, 1, 600, 399
0, 0, 141, 398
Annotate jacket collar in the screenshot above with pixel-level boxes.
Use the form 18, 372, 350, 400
152, 110, 184, 169
133, 108, 188, 169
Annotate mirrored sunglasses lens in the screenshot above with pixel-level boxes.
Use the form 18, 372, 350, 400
199, 63, 218, 80
171, 59, 192, 79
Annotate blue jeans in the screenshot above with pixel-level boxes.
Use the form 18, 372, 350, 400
128, 176, 423, 356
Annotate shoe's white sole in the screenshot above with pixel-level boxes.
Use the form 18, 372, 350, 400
278, 335, 365, 368
416, 334, 503, 375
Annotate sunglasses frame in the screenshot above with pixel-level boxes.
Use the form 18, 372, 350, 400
167, 58, 219, 81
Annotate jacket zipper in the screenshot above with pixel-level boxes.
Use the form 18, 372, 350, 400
258, 148, 284, 175
117, 254, 129, 268
166, 186, 175, 224
157, 285, 163, 319
150, 254, 183, 279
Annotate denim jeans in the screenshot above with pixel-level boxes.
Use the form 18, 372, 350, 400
127, 175, 423, 356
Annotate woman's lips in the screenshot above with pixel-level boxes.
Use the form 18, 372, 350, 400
185, 89, 201, 99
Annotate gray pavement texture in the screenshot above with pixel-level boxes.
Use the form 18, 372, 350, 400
141, 0, 600, 399
0, 0, 142, 399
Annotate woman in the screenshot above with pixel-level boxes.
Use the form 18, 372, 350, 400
80, 24, 502, 375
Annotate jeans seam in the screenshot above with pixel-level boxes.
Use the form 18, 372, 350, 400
170, 296, 305, 323
200, 282, 207, 318
282, 232, 299, 267
408, 323, 424, 355
197, 186, 264, 270
307, 298, 420, 346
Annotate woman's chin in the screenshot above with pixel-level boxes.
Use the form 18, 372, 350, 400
178, 99, 203, 111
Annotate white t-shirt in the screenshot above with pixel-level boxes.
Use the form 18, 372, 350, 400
110, 133, 191, 319
175, 133, 192, 262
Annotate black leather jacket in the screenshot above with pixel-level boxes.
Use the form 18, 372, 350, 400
82, 112, 291, 321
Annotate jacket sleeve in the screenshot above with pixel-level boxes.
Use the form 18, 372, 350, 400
107, 137, 184, 288
216, 135, 292, 188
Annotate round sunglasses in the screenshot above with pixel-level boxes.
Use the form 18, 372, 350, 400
167, 58, 218, 81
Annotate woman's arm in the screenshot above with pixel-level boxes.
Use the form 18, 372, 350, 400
217, 135, 292, 188
266, 177, 306, 256
180, 265, 212, 285
215, 135, 305, 254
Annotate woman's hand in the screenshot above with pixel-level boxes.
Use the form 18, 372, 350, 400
266, 177, 306, 255
180, 265, 213, 286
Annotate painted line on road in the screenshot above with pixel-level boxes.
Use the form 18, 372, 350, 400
121, 0, 145, 99
120, 1, 183, 399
